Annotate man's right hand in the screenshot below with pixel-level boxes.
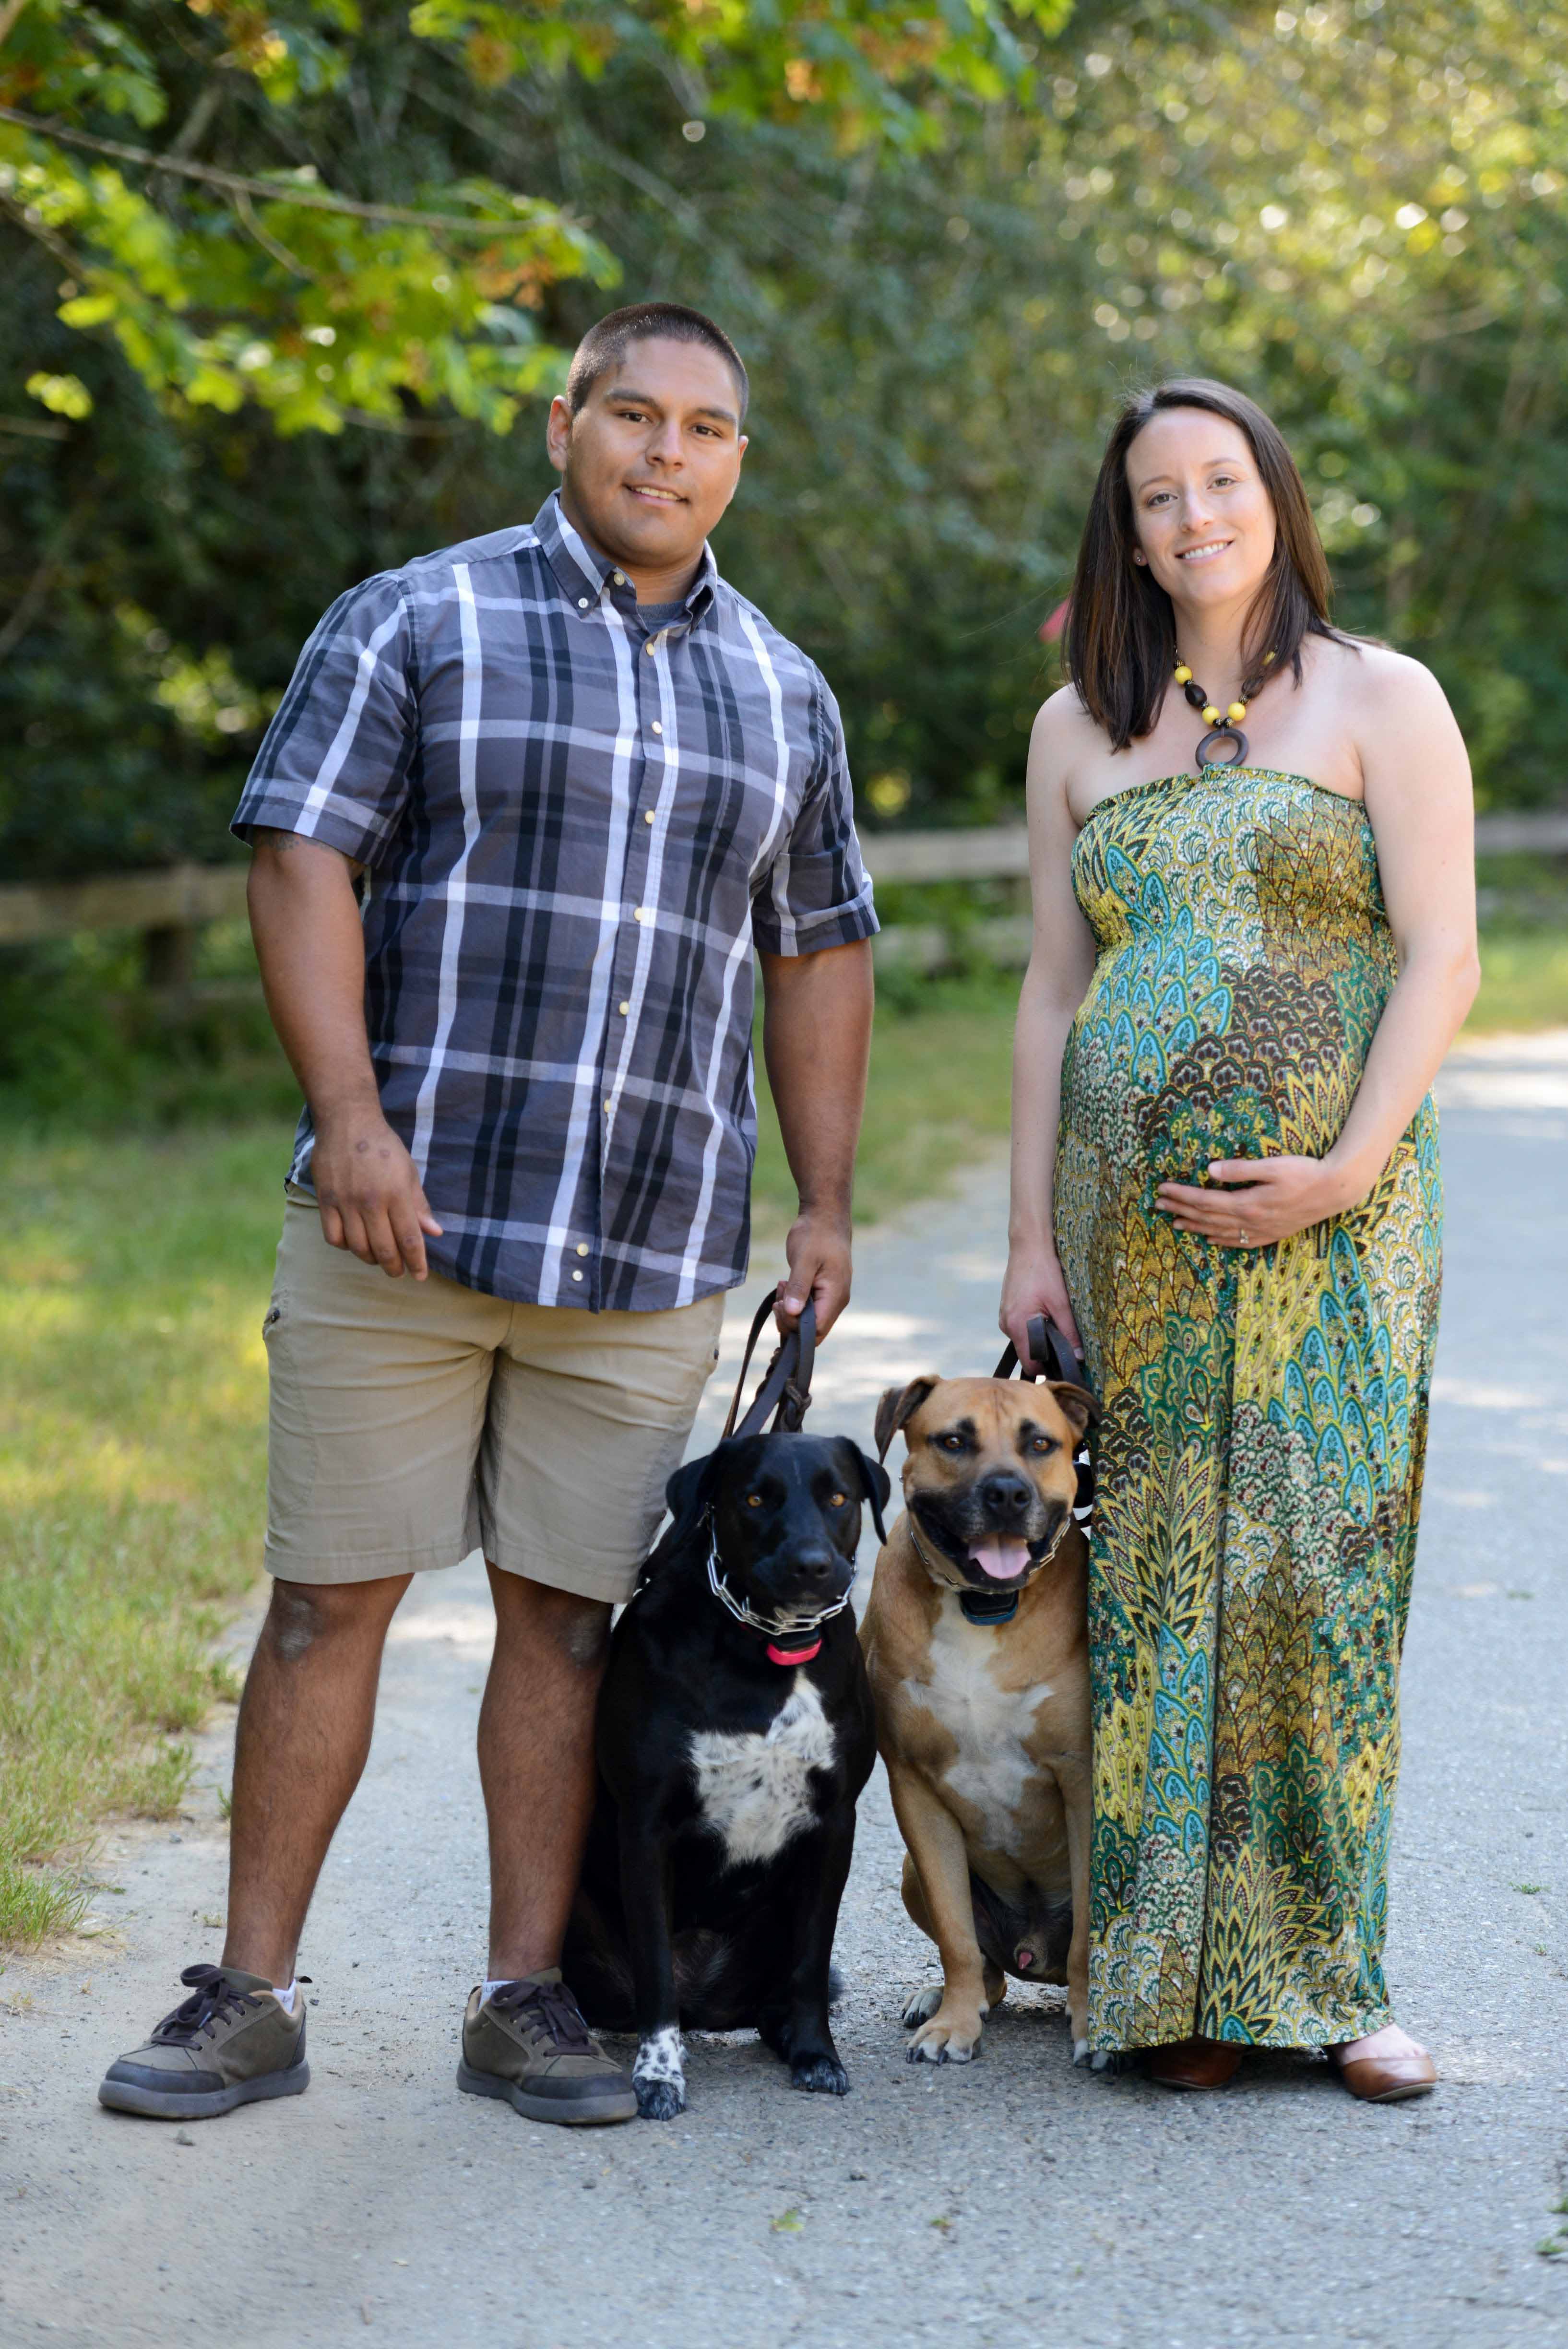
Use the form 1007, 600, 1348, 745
311, 1106, 443, 1279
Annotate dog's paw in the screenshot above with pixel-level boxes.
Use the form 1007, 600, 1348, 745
632, 2025, 686, 2121
908, 2013, 981, 2065
1072, 2036, 1091, 2067
901, 1985, 943, 2029
635, 2077, 686, 2122
790, 2053, 850, 2097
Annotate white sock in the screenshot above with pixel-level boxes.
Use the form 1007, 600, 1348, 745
272, 1980, 298, 2014
481, 1978, 514, 2003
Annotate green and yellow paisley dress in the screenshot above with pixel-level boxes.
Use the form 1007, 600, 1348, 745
1055, 768, 1442, 2052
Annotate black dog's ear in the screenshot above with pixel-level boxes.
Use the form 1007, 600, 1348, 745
661, 1451, 717, 1553
873, 1376, 939, 1463
833, 1439, 892, 1546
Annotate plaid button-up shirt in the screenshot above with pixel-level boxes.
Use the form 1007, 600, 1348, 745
233, 492, 878, 1311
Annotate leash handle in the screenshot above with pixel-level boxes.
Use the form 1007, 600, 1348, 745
994, 1313, 1097, 1520
993, 1313, 1088, 1393
722, 1293, 818, 1440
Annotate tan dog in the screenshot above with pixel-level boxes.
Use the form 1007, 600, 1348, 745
859, 1372, 1097, 2066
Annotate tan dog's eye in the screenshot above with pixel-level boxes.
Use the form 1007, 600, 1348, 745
938, 1434, 964, 1453
1030, 1436, 1058, 1455
746, 1493, 764, 1508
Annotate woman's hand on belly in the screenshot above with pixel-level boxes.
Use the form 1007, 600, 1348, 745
1155, 1154, 1348, 1250
999, 1242, 1082, 1358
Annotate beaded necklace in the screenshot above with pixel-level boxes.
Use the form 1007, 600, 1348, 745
1175, 649, 1276, 768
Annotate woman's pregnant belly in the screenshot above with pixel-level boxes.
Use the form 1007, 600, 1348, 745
1064, 933, 1377, 1190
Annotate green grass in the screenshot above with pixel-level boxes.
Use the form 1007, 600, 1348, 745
2, 925, 1564, 1951
0, 1131, 279, 1950
1470, 930, 1568, 1034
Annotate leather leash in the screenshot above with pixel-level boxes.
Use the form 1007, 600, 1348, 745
710, 1291, 834, 1665
995, 1311, 1097, 1523
722, 1292, 817, 1440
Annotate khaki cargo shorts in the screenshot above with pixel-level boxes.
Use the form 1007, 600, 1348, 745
261, 1189, 726, 1602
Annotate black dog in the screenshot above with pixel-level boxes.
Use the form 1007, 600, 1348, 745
564, 1430, 889, 2119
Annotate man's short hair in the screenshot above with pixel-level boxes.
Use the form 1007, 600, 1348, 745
566, 302, 749, 422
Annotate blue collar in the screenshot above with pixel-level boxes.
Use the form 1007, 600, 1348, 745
958, 1589, 1020, 1627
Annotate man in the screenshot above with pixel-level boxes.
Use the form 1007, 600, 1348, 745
99, 302, 877, 2130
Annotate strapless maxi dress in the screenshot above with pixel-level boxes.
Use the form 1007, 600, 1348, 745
1054, 768, 1443, 2051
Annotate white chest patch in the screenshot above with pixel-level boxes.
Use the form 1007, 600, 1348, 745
689, 1677, 836, 1869
903, 1601, 1054, 1854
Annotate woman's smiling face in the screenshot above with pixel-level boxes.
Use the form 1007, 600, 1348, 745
1124, 405, 1278, 618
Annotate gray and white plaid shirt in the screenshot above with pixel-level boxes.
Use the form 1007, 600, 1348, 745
232, 491, 877, 1312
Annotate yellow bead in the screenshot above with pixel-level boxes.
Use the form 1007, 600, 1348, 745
1202, 704, 1220, 725
1227, 701, 1247, 722
1174, 664, 1192, 684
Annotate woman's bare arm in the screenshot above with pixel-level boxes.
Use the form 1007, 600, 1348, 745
1000, 695, 1099, 1359
1160, 651, 1478, 1246
248, 830, 442, 1277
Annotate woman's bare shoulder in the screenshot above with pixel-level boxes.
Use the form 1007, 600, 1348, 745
1312, 633, 1451, 720
1030, 684, 1101, 762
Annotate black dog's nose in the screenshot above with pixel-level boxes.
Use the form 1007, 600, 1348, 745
977, 1470, 1033, 1521
794, 1545, 838, 1582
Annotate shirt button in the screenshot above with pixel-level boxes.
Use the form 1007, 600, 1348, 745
644, 809, 656, 825
651, 721, 663, 735
633, 906, 649, 922
577, 596, 589, 609
571, 1269, 583, 1282
644, 638, 658, 656
613, 571, 627, 586
576, 1243, 590, 1257
603, 1096, 612, 1111
617, 1000, 630, 1015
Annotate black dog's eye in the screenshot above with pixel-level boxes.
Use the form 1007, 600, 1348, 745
746, 1493, 764, 1508
828, 1491, 846, 1507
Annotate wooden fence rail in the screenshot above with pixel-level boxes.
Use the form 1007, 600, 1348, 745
0, 811, 1564, 984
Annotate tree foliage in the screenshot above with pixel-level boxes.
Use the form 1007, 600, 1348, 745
1, 0, 1564, 883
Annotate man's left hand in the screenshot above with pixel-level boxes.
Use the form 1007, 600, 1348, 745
777, 1210, 853, 1338
1155, 1155, 1353, 1249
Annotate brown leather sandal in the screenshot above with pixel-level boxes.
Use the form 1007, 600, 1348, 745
1146, 2037, 1243, 2089
1329, 2045, 1437, 2103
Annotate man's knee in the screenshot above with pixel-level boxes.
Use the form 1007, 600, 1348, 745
489, 1569, 609, 1668
262, 1574, 409, 1662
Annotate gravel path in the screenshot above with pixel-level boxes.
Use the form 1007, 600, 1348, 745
4, 1034, 1567, 2349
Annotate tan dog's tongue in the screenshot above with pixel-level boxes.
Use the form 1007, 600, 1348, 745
969, 1534, 1030, 1580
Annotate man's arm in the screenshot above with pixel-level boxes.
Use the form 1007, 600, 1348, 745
758, 938, 874, 1338
248, 830, 442, 1278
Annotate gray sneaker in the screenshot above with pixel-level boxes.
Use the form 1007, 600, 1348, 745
98, 1964, 309, 2121
457, 1970, 636, 2126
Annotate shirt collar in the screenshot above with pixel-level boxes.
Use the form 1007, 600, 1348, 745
534, 489, 719, 628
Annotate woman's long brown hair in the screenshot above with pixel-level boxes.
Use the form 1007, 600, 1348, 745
1063, 378, 1347, 749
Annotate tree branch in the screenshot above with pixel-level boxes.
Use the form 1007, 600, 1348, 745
0, 103, 570, 237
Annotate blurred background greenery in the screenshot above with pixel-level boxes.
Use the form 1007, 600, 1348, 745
5, 0, 1567, 884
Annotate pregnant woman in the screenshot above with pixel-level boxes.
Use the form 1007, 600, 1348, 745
1000, 380, 1477, 2100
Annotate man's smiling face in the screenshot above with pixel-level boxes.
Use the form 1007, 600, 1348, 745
547, 336, 748, 588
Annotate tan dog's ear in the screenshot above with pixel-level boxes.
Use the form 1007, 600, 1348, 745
1048, 1382, 1101, 1437
874, 1376, 940, 1462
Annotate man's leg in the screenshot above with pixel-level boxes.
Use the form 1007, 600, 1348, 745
479, 1564, 608, 1979
222, 1572, 412, 1986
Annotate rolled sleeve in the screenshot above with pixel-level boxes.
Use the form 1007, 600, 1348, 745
752, 670, 879, 956
232, 572, 417, 866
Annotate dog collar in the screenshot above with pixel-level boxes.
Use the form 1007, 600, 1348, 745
703, 1519, 849, 1651
765, 1637, 822, 1667
958, 1589, 1020, 1627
